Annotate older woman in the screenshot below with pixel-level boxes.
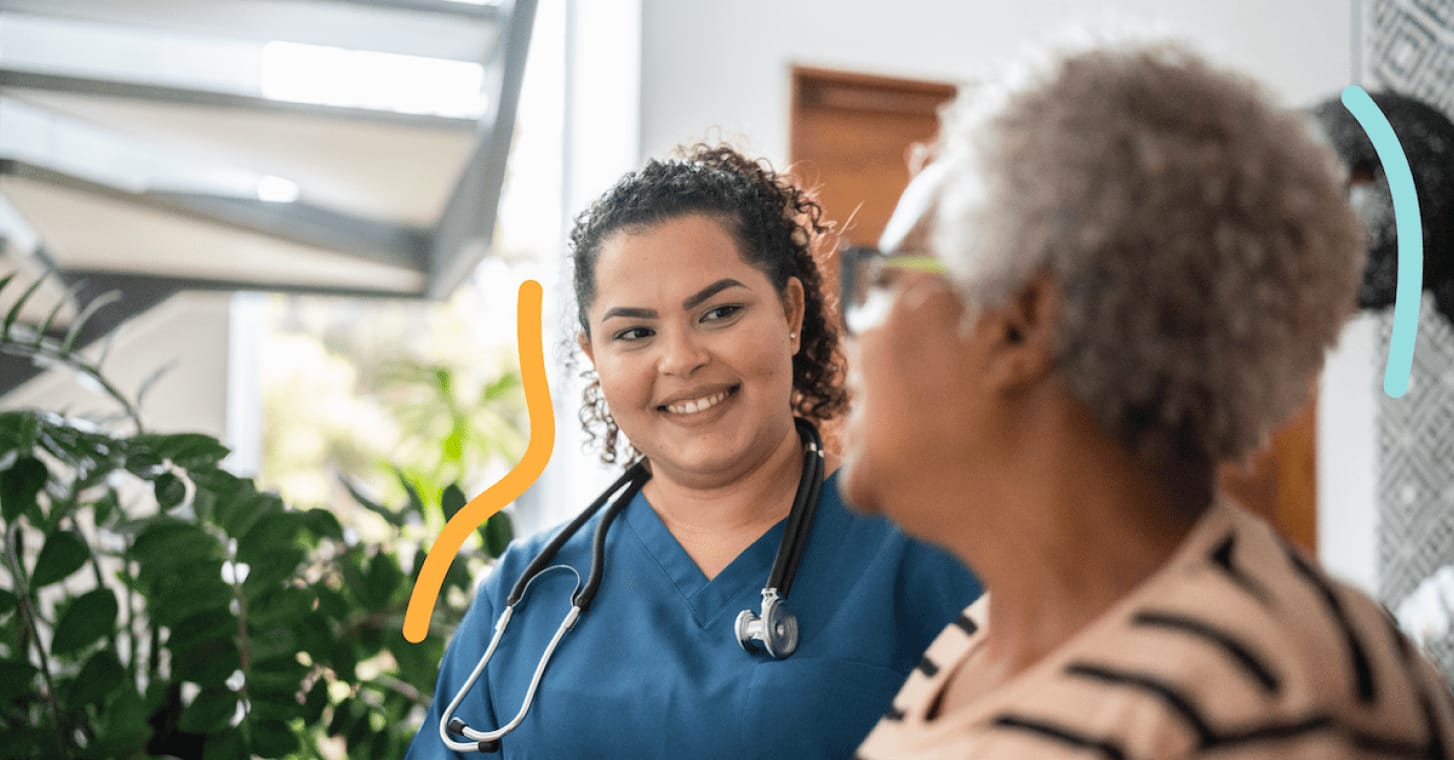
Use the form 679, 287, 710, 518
408, 145, 980, 759
842, 43, 1454, 758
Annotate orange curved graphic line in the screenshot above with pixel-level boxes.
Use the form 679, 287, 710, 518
403, 279, 555, 644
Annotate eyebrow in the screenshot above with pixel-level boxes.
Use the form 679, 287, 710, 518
601, 278, 748, 321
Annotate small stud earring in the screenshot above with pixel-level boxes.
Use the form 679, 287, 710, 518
790, 332, 797, 340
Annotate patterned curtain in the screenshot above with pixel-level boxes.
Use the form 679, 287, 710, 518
1365, 0, 1454, 680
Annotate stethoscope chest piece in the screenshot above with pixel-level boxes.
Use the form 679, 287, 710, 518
735, 589, 798, 658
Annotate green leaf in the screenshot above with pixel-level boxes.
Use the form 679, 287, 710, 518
302, 508, 344, 542
247, 587, 313, 629
0, 659, 39, 701
482, 371, 522, 401
236, 512, 302, 567
153, 472, 187, 510
338, 474, 405, 528
441, 483, 468, 522
51, 588, 117, 657
396, 467, 424, 517
178, 685, 237, 734
201, 729, 250, 760
246, 627, 298, 665
131, 519, 224, 591
248, 718, 299, 758
91, 488, 119, 528
0, 410, 38, 460
65, 648, 125, 709
362, 552, 404, 610
30, 529, 89, 587
165, 608, 235, 654
482, 511, 514, 558
134, 358, 178, 412
0, 456, 48, 523
241, 547, 305, 599
171, 635, 241, 687
147, 576, 231, 628
0, 588, 16, 618
62, 289, 121, 354
93, 687, 150, 758
132, 432, 231, 471
1, 273, 47, 342
35, 282, 80, 344
215, 491, 273, 541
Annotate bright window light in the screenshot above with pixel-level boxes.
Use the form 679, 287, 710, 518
259, 41, 487, 119
256, 175, 300, 203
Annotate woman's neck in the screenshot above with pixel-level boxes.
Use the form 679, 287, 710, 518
945, 406, 1208, 679
642, 422, 807, 577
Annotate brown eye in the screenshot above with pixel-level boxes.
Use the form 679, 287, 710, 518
613, 327, 654, 342
701, 305, 742, 322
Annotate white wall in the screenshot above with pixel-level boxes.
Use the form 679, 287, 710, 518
640, 0, 1356, 166
637, 0, 1379, 590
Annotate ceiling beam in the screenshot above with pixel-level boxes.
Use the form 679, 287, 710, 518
426, 0, 536, 298
0, 69, 477, 130
0, 159, 432, 274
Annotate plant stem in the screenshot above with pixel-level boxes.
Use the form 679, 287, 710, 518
124, 550, 138, 690
0, 342, 142, 434
68, 515, 121, 664
359, 674, 428, 706
5, 522, 72, 759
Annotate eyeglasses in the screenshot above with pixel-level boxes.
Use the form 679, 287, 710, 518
839, 246, 949, 336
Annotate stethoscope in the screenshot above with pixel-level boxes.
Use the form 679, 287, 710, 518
439, 418, 826, 754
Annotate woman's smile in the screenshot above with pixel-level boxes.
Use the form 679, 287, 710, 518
658, 384, 741, 418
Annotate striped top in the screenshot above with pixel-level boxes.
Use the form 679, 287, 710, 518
856, 499, 1454, 759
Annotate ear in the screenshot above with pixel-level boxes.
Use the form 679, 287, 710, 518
577, 331, 595, 365
782, 277, 807, 351
983, 273, 1059, 393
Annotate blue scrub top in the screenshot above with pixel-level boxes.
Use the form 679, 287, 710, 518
407, 472, 981, 759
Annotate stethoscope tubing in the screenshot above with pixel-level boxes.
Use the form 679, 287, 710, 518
441, 421, 823, 754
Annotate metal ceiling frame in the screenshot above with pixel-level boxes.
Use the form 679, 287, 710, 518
0, 0, 539, 396
428, 0, 535, 297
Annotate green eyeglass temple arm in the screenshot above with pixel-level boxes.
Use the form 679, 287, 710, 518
882, 255, 948, 274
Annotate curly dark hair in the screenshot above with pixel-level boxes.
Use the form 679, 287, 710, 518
568, 143, 848, 464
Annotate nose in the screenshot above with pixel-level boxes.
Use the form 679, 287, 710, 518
658, 326, 709, 378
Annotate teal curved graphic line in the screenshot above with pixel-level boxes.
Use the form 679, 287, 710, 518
1341, 85, 1423, 398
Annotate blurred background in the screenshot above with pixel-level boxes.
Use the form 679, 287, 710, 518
1, 1, 1452, 757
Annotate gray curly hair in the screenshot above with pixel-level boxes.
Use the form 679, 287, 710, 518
931, 42, 1365, 466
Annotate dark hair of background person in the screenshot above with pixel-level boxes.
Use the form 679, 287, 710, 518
566, 144, 849, 465
1311, 91, 1454, 324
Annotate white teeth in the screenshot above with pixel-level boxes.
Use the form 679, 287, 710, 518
665, 389, 731, 415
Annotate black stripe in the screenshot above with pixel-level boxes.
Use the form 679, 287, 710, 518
1280, 542, 1377, 702
1206, 714, 1333, 748
882, 705, 905, 722
1350, 727, 1432, 758
1207, 532, 1272, 605
916, 656, 940, 678
1132, 609, 1281, 694
991, 714, 1128, 760
1416, 686, 1450, 760
1207, 713, 1427, 757
952, 612, 978, 635
1379, 606, 1452, 758
1066, 662, 1213, 743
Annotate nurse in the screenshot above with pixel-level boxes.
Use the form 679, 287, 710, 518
407, 143, 982, 759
